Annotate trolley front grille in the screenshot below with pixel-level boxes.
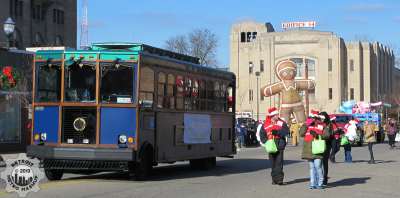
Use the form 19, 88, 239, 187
62, 107, 97, 144
43, 159, 129, 171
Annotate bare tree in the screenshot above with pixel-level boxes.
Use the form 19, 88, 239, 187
165, 28, 218, 67
165, 35, 189, 55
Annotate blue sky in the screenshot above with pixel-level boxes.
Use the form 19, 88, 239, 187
77, 0, 400, 67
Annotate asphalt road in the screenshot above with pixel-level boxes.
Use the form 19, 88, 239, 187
1, 143, 400, 198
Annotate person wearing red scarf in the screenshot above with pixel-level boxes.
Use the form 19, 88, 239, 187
259, 107, 289, 185
299, 110, 331, 189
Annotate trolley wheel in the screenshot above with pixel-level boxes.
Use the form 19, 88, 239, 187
134, 149, 153, 180
45, 169, 64, 181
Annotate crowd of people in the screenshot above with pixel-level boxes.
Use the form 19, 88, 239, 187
236, 107, 399, 189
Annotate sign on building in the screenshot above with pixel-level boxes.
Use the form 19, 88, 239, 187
281, 21, 316, 29
26, 46, 67, 52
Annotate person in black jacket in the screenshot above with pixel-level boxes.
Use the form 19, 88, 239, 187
318, 112, 334, 186
259, 107, 289, 185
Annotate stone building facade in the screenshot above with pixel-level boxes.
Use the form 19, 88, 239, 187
230, 21, 397, 120
0, 0, 77, 49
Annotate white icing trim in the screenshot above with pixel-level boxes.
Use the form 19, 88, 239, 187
281, 102, 303, 108
269, 110, 279, 116
282, 81, 296, 91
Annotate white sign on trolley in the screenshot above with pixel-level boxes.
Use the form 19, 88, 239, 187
184, 113, 211, 144
281, 21, 316, 29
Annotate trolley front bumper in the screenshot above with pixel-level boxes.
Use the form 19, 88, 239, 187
27, 145, 136, 161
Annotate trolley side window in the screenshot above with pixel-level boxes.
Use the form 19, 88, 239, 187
35, 61, 61, 102
139, 66, 154, 108
100, 62, 135, 103
157, 72, 166, 108
167, 74, 175, 109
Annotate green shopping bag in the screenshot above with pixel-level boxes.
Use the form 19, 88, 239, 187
340, 135, 349, 146
312, 135, 326, 155
265, 139, 278, 154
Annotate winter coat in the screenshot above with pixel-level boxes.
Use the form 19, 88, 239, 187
364, 123, 376, 143
299, 123, 332, 160
345, 123, 357, 141
259, 122, 289, 151
387, 123, 397, 135
290, 123, 300, 136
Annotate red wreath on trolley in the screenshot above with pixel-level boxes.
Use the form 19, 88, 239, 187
0, 66, 19, 90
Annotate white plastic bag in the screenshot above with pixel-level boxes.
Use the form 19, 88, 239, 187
395, 133, 400, 142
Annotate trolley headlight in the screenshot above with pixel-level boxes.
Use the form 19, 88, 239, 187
40, 133, 47, 141
118, 135, 127, 144
34, 134, 40, 141
73, 117, 87, 132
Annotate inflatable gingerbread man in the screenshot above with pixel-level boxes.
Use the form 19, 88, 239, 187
261, 60, 315, 123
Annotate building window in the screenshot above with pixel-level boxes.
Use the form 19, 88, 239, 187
55, 36, 63, 46
53, 9, 57, 23
32, 5, 42, 20
240, 32, 246, 42
36, 5, 41, 20
246, 32, 251, 42
328, 58, 332, 72
10, 0, 23, 18
249, 89, 253, 101
252, 32, 257, 40
18, 0, 23, 17
350, 88, 354, 100
261, 93, 264, 101
249, 61, 253, 74
329, 88, 332, 100
350, 59, 354, 71
260, 60, 264, 72
61, 11, 64, 24
10, 0, 14, 16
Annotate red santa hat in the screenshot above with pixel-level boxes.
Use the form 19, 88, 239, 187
268, 107, 279, 117
309, 110, 319, 118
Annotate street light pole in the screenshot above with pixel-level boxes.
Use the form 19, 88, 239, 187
255, 71, 260, 122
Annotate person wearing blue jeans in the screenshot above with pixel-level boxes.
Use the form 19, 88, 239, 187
299, 112, 330, 190
309, 159, 323, 188
343, 144, 352, 162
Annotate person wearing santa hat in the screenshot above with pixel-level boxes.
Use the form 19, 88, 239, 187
318, 111, 334, 186
329, 115, 343, 163
299, 110, 331, 189
259, 107, 289, 185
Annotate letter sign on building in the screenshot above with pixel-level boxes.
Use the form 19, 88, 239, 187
281, 21, 316, 29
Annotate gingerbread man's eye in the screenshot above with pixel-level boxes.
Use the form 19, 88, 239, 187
289, 70, 294, 76
282, 71, 288, 76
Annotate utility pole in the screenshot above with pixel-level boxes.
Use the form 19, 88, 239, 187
256, 71, 260, 121
304, 58, 309, 114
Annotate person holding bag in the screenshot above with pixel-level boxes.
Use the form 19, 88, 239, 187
259, 107, 289, 185
299, 111, 330, 189
318, 112, 334, 186
343, 118, 358, 163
